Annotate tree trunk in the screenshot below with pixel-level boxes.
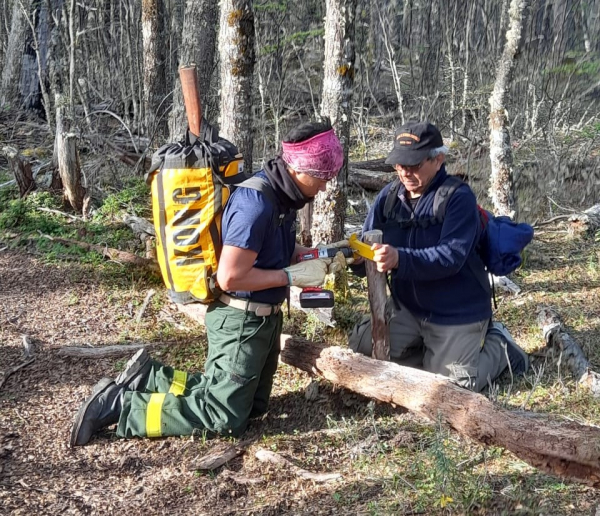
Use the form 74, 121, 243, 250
279, 335, 600, 488
168, 0, 218, 142
1, 146, 36, 197
55, 94, 86, 212
142, 0, 167, 140
1, 0, 30, 107
311, 0, 356, 245
219, 0, 256, 173
488, 0, 526, 218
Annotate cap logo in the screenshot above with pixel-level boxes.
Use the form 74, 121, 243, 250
397, 132, 420, 145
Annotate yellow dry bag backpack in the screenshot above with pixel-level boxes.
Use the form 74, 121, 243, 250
147, 120, 247, 304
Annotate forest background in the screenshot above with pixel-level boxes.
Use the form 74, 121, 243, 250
1, 0, 600, 514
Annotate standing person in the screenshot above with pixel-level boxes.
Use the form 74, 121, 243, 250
71, 119, 346, 446
349, 121, 528, 392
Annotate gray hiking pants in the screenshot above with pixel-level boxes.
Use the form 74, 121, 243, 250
348, 298, 508, 392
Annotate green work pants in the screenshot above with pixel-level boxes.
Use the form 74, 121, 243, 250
116, 301, 283, 439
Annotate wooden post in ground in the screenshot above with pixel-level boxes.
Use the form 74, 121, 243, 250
363, 230, 389, 361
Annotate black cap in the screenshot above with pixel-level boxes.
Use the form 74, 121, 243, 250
385, 121, 444, 166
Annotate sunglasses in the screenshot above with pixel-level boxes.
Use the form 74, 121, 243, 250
393, 158, 431, 174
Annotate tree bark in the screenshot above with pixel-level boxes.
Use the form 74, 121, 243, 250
279, 335, 600, 488
311, 0, 356, 245
142, 0, 167, 139
488, 0, 526, 218
1, 0, 30, 107
55, 94, 86, 212
363, 230, 389, 360
1, 146, 36, 197
168, 0, 218, 142
219, 0, 256, 173
538, 307, 600, 396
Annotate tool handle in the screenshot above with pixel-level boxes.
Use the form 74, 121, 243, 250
179, 64, 202, 137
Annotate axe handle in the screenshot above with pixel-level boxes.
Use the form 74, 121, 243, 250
179, 65, 202, 137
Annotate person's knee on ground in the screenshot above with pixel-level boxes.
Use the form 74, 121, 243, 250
486, 321, 529, 376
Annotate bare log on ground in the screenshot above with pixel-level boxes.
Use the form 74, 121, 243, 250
1, 146, 35, 197
349, 158, 394, 172
348, 168, 394, 191
279, 334, 600, 488
38, 233, 158, 270
533, 204, 600, 232
538, 307, 600, 397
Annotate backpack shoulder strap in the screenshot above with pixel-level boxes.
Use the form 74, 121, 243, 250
383, 178, 402, 220
238, 176, 285, 227
432, 175, 465, 223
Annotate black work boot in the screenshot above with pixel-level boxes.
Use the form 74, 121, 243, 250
115, 348, 151, 391
70, 378, 125, 447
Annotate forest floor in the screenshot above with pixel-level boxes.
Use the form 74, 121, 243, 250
1, 126, 600, 514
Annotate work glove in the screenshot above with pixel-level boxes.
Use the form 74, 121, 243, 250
284, 259, 329, 287
327, 250, 354, 274
322, 239, 350, 250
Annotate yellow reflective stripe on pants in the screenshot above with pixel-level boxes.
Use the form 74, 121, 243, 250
169, 370, 187, 396
146, 393, 166, 437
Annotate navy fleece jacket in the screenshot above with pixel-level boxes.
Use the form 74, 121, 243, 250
356, 165, 491, 325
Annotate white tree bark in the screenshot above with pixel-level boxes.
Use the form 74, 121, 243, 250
488, 0, 526, 218
311, 0, 356, 245
219, 0, 256, 173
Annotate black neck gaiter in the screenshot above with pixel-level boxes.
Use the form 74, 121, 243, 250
263, 156, 312, 211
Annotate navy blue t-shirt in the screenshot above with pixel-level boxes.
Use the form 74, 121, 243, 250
221, 172, 297, 304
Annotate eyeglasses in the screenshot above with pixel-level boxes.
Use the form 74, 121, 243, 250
394, 159, 430, 174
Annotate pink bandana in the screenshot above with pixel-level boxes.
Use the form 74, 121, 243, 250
281, 128, 344, 180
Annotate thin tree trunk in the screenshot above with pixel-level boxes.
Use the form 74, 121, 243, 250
219, 0, 256, 173
1, 0, 30, 107
142, 0, 166, 140
169, 0, 218, 142
488, 0, 526, 218
311, 0, 356, 245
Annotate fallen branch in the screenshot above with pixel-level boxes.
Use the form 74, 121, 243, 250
188, 439, 255, 471
0, 358, 35, 390
57, 343, 163, 358
538, 307, 600, 397
136, 289, 156, 323
533, 204, 600, 232
37, 233, 158, 270
36, 207, 82, 221
255, 448, 341, 482
279, 334, 600, 488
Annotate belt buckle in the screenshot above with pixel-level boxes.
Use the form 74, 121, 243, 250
254, 305, 272, 317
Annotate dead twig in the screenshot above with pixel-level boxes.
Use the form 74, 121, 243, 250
135, 289, 156, 323
36, 207, 82, 221
255, 448, 341, 482
57, 342, 164, 358
0, 358, 35, 391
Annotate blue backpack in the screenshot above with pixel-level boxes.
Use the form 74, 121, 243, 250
383, 175, 534, 277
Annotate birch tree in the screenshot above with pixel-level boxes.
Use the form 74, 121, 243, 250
488, 0, 526, 218
310, 0, 356, 245
219, 0, 256, 172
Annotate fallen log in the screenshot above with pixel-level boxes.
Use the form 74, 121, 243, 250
538, 307, 600, 396
37, 233, 158, 270
348, 168, 393, 191
279, 334, 600, 488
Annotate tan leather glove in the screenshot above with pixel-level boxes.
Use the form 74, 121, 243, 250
327, 250, 354, 274
323, 239, 350, 249
284, 259, 329, 287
